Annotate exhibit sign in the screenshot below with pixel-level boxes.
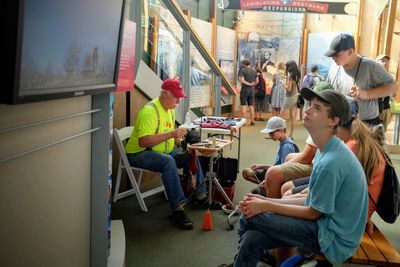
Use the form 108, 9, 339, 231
217, 0, 356, 15
116, 20, 136, 92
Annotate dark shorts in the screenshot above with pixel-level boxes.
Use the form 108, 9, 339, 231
240, 87, 254, 106
362, 116, 380, 126
291, 176, 310, 194
253, 169, 267, 182
292, 184, 308, 194
254, 94, 266, 112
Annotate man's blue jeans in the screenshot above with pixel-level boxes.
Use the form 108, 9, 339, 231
234, 212, 321, 267
127, 147, 206, 210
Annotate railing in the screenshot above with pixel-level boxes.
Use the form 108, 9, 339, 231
138, 0, 236, 118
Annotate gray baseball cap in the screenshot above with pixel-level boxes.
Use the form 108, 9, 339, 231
260, 116, 286, 134
301, 88, 351, 125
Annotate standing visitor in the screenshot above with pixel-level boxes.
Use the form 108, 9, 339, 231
254, 67, 267, 121
239, 59, 258, 126
270, 62, 286, 117
325, 33, 396, 126
280, 60, 300, 139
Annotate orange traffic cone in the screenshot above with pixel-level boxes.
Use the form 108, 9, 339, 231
202, 209, 213, 231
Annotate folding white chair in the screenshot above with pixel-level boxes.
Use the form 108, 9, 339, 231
113, 126, 166, 212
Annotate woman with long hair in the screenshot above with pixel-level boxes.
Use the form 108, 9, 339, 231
254, 67, 266, 121
270, 62, 285, 116
336, 106, 386, 222
279, 60, 300, 139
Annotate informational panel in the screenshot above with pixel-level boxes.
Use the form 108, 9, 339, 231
217, 26, 236, 84
192, 18, 213, 52
157, 8, 183, 80
107, 93, 114, 256
306, 32, 340, 79
116, 20, 136, 92
217, 26, 236, 105
237, 11, 303, 87
190, 18, 213, 108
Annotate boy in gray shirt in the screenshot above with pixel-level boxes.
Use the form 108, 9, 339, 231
325, 33, 396, 125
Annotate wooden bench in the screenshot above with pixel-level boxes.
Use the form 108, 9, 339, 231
315, 222, 400, 266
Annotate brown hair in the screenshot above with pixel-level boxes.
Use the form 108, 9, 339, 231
348, 119, 385, 184
311, 65, 318, 73
277, 62, 286, 71
242, 59, 251, 66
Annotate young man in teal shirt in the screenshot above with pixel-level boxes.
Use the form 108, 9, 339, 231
225, 88, 368, 266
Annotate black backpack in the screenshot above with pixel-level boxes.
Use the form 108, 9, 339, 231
369, 157, 400, 224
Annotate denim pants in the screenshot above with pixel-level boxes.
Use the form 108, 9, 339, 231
127, 147, 206, 210
234, 212, 320, 267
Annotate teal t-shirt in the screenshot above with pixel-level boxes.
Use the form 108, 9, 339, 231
305, 136, 368, 264
125, 98, 175, 154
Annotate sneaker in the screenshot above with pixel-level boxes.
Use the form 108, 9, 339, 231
250, 122, 255, 126
169, 210, 193, 230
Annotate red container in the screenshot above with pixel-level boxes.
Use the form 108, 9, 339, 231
212, 181, 235, 204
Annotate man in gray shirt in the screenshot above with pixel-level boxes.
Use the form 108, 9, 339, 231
325, 33, 396, 125
239, 59, 258, 126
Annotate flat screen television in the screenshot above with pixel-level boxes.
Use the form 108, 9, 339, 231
4, 0, 125, 104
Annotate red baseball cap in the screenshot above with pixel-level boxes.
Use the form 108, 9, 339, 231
161, 78, 187, 98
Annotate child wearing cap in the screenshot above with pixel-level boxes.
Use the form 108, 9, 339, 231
282, 98, 385, 224
242, 116, 298, 192
260, 82, 332, 199
225, 87, 368, 267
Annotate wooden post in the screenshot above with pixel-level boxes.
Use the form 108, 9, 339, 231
300, 14, 308, 77
376, 12, 384, 57
355, 0, 364, 53
383, 0, 397, 56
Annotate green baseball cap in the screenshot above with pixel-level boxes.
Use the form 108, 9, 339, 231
301, 88, 351, 125
313, 81, 334, 92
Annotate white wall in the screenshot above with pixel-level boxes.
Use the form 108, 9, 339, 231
0, 96, 92, 267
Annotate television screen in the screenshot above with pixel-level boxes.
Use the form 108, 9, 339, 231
4, 0, 125, 104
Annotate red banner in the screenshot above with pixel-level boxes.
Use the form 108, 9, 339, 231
219, 0, 352, 15
240, 0, 328, 13
116, 20, 136, 92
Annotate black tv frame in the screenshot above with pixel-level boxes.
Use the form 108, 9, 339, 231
3, 0, 125, 105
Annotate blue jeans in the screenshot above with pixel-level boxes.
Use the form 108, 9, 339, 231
233, 212, 320, 267
127, 147, 206, 210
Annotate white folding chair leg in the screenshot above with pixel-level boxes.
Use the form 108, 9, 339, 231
125, 168, 149, 212
113, 159, 136, 202
113, 127, 167, 212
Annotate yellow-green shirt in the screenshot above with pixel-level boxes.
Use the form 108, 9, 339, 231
125, 98, 175, 154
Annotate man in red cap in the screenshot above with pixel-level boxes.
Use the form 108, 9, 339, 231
125, 78, 208, 230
